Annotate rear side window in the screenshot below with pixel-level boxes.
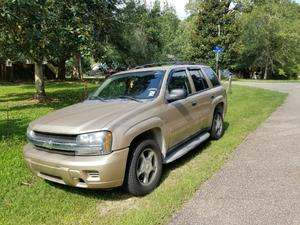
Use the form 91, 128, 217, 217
202, 67, 220, 87
189, 69, 209, 92
168, 70, 191, 94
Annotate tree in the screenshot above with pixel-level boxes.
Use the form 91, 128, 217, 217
238, 1, 300, 79
169, 17, 197, 61
1, 0, 52, 99
0, 0, 122, 99
190, 0, 240, 71
108, 0, 180, 67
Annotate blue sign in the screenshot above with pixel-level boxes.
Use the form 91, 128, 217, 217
213, 46, 224, 53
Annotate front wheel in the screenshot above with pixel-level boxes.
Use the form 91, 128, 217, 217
125, 139, 162, 196
210, 110, 224, 140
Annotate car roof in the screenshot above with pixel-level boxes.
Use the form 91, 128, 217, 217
114, 64, 209, 76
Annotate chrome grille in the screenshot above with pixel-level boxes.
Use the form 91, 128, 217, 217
34, 146, 76, 156
34, 131, 76, 143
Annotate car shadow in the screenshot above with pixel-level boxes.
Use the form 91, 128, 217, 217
160, 121, 230, 186
46, 181, 132, 201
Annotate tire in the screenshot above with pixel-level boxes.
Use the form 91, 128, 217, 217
210, 109, 224, 140
125, 139, 162, 196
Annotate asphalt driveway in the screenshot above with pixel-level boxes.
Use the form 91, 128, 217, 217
168, 82, 300, 225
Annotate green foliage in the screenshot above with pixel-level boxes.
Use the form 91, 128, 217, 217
238, 1, 300, 79
107, 0, 180, 66
0, 0, 122, 62
0, 0, 299, 80
190, 0, 240, 68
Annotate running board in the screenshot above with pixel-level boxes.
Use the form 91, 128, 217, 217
163, 132, 210, 164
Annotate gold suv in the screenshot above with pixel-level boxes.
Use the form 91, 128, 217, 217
24, 63, 227, 196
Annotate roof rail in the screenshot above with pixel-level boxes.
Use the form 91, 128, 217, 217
134, 62, 174, 69
134, 61, 207, 69
174, 61, 207, 66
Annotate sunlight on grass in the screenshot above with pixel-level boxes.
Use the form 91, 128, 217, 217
0, 83, 287, 225
237, 79, 300, 83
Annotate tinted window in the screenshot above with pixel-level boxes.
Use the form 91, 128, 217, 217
202, 67, 220, 87
168, 70, 191, 94
189, 69, 209, 92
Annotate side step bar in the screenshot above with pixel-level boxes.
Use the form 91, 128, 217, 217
163, 132, 210, 164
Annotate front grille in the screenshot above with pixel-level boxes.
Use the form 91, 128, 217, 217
34, 131, 76, 143
34, 146, 76, 156
29, 131, 77, 153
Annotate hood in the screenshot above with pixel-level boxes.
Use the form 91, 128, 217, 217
30, 100, 144, 134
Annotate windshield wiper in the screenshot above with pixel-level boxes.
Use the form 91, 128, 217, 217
88, 96, 105, 101
115, 96, 141, 102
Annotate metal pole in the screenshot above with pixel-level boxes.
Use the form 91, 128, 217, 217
227, 75, 232, 94
216, 52, 219, 79
217, 25, 221, 80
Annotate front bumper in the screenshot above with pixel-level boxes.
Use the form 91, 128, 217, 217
23, 143, 129, 189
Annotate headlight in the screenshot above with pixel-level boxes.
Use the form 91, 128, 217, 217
76, 131, 112, 155
26, 127, 35, 139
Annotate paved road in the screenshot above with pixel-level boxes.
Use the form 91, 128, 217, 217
168, 82, 300, 225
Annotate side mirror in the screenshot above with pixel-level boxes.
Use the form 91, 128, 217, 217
166, 89, 188, 102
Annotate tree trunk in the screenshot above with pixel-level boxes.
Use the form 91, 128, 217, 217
34, 62, 46, 100
263, 63, 268, 80
57, 58, 66, 80
72, 52, 82, 80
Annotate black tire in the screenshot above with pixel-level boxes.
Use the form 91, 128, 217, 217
125, 139, 162, 196
210, 109, 224, 140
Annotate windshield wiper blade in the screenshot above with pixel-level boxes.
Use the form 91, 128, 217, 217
116, 96, 141, 102
88, 96, 105, 101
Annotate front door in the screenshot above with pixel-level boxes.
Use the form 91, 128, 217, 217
163, 69, 195, 149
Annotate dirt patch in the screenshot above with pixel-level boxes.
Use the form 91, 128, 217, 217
97, 196, 140, 216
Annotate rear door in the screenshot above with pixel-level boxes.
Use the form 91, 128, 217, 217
200, 66, 222, 127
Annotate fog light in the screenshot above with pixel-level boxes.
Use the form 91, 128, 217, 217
86, 171, 100, 182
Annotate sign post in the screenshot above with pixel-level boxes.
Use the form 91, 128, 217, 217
213, 46, 224, 80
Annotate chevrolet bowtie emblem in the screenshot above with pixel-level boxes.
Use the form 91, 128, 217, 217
43, 140, 53, 149
48, 140, 53, 149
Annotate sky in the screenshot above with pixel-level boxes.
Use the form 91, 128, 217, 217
148, 0, 189, 19
149, 0, 300, 20
162, 0, 189, 19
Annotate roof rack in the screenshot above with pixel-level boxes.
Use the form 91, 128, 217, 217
134, 61, 207, 69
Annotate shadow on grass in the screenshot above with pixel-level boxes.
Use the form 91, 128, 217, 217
0, 87, 95, 140
43, 122, 230, 201
0, 91, 34, 103
0, 118, 30, 138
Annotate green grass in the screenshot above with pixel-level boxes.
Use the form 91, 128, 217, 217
0, 82, 287, 225
237, 78, 300, 83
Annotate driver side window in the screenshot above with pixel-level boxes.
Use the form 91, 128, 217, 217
168, 71, 191, 94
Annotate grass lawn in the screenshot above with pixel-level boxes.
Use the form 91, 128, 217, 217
237, 78, 300, 83
0, 82, 287, 225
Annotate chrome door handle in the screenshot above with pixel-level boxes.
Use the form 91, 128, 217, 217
191, 101, 197, 106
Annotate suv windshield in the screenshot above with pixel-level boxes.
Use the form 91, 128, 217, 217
91, 70, 165, 100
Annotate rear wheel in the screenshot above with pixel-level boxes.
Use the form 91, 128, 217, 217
210, 110, 224, 140
125, 139, 162, 196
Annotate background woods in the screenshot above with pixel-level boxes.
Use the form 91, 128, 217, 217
0, 0, 299, 99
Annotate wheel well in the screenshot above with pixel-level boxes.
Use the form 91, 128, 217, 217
129, 128, 164, 155
215, 102, 224, 116
124, 128, 165, 184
